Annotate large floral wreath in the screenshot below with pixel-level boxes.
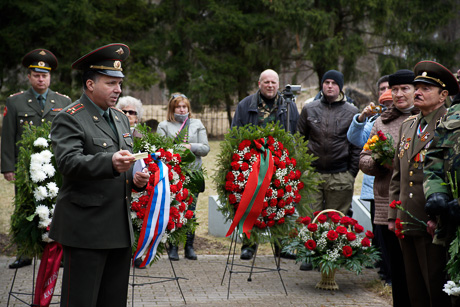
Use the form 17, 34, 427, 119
131, 125, 200, 264
215, 123, 320, 243
10, 122, 62, 258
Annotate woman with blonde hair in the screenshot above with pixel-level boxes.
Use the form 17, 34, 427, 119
157, 93, 210, 260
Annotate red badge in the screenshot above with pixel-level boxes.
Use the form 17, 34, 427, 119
3, 106, 7, 117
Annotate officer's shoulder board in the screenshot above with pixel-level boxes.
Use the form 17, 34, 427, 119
65, 103, 85, 115
55, 92, 70, 99
403, 114, 418, 123
110, 106, 124, 114
8, 91, 24, 98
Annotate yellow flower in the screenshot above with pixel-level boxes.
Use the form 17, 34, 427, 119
371, 135, 379, 142
363, 143, 370, 151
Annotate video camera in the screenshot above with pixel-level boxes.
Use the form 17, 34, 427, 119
281, 84, 301, 104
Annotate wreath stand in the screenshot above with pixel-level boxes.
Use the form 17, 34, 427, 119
129, 256, 188, 306
7, 257, 60, 306
220, 228, 288, 299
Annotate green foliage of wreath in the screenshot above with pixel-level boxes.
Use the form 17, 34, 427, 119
10, 122, 61, 258
214, 122, 320, 244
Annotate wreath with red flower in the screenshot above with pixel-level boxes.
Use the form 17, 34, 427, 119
215, 123, 320, 243
285, 210, 380, 274
131, 125, 200, 261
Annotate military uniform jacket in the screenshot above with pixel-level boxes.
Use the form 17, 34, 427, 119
389, 106, 447, 236
1, 88, 71, 173
424, 103, 460, 199
49, 93, 136, 249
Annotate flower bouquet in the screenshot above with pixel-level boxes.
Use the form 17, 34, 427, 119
389, 200, 427, 239
215, 122, 320, 244
363, 130, 395, 167
285, 210, 380, 289
10, 122, 61, 258
131, 124, 200, 265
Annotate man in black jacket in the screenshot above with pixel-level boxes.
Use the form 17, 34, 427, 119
297, 70, 360, 214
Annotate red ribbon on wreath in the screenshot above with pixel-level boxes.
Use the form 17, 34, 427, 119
34, 241, 63, 307
226, 138, 274, 238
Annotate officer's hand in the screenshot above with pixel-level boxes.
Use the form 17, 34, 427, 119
425, 193, 450, 217
134, 169, 150, 188
112, 150, 135, 173
3, 172, 15, 181
426, 219, 437, 238
448, 199, 460, 225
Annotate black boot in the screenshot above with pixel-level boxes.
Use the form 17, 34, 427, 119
184, 232, 197, 260
168, 244, 179, 261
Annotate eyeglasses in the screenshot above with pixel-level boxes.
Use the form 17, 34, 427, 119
122, 110, 138, 116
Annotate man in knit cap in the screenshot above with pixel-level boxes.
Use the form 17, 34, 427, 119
298, 69, 360, 216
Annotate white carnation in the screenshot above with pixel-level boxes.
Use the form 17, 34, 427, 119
33, 137, 49, 148
38, 217, 52, 229
47, 182, 59, 198
42, 232, 54, 243
42, 163, 56, 178
39, 150, 53, 164
35, 205, 50, 219
30, 169, 47, 183
33, 186, 48, 201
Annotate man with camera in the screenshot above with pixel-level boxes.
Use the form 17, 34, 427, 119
231, 69, 300, 260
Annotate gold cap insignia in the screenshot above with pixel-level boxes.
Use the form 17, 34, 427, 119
39, 50, 46, 56
115, 48, 124, 55
114, 61, 121, 69
93, 116, 98, 121
38, 61, 45, 67
422, 72, 427, 76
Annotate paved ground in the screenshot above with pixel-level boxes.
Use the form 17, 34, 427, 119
1, 254, 391, 307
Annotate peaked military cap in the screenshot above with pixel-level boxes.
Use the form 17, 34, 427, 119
22, 49, 58, 72
413, 60, 459, 95
72, 43, 130, 78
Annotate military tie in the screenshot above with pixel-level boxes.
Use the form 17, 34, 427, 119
103, 111, 117, 135
37, 95, 45, 110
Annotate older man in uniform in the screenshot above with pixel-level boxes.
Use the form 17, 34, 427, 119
1, 49, 72, 269
49, 43, 150, 307
389, 61, 458, 307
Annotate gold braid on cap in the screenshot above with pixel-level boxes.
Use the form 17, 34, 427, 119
89, 65, 123, 71
28, 65, 51, 71
415, 73, 445, 88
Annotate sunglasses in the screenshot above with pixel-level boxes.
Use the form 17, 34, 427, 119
172, 94, 187, 99
122, 110, 138, 116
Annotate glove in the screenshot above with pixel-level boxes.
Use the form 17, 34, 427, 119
449, 199, 460, 225
425, 193, 450, 217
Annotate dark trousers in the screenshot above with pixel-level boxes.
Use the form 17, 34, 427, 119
400, 235, 450, 307
61, 245, 131, 307
381, 226, 412, 307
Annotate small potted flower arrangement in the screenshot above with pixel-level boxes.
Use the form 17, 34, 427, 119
285, 209, 380, 290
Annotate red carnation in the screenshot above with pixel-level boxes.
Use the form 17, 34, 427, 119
274, 179, 281, 187
389, 200, 397, 209
285, 185, 292, 192
229, 194, 237, 204
291, 158, 297, 167
225, 172, 235, 182
361, 237, 371, 247
232, 153, 240, 162
342, 246, 353, 258
243, 152, 252, 161
231, 161, 240, 171
268, 213, 276, 220
185, 210, 194, 219
167, 221, 175, 230
241, 162, 249, 171
289, 171, 296, 180
277, 189, 284, 198
237, 173, 245, 182
327, 230, 339, 241
277, 218, 285, 225
305, 240, 317, 250
278, 199, 286, 208
267, 220, 275, 227
269, 199, 277, 207
265, 189, 273, 198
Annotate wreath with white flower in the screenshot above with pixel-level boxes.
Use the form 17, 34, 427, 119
215, 122, 320, 243
130, 125, 200, 261
10, 122, 62, 258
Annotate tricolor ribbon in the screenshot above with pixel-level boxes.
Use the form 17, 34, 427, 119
34, 241, 63, 307
226, 138, 274, 239
133, 152, 170, 268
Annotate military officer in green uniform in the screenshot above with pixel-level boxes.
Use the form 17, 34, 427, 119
1, 49, 72, 269
389, 61, 458, 307
49, 44, 149, 307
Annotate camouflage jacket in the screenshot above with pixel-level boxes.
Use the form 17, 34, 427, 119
423, 103, 460, 245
